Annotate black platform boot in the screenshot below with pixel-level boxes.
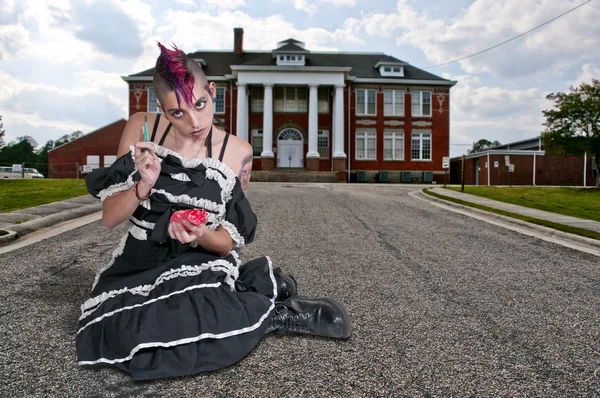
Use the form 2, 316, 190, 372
273, 267, 298, 301
267, 296, 352, 339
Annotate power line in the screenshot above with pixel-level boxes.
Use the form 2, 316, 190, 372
424, 0, 593, 69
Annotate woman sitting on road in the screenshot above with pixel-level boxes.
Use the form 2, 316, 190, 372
76, 42, 352, 381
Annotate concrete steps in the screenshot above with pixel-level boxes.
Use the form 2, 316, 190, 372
252, 170, 340, 183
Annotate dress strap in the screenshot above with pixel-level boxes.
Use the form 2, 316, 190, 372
206, 126, 213, 158
218, 133, 230, 162
158, 122, 172, 146
149, 113, 161, 142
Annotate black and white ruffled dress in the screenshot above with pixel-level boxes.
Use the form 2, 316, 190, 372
76, 143, 276, 381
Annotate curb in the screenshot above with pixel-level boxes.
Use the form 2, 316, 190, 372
0, 230, 18, 245
414, 189, 600, 251
0, 202, 102, 245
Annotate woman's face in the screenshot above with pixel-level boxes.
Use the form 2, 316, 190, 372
159, 79, 216, 141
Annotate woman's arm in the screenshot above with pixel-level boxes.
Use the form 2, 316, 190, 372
101, 113, 161, 229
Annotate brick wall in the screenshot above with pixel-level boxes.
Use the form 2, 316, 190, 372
450, 153, 594, 186
48, 119, 127, 178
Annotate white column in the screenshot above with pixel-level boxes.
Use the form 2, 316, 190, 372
236, 83, 247, 141
307, 84, 320, 158
262, 84, 274, 158
331, 89, 336, 159
333, 84, 346, 158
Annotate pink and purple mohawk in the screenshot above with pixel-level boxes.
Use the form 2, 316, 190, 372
156, 42, 196, 109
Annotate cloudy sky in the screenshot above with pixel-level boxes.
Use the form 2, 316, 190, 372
0, 0, 598, 157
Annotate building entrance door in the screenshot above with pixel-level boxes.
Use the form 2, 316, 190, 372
277, 128, 304, 168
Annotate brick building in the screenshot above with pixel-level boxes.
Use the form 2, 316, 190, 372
123, 28, 457, 183
450, 137, 596, 186
48, 119, 127, 178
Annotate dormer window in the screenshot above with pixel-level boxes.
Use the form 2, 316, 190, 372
380, 65, 404, 77
276, 53, 306, 66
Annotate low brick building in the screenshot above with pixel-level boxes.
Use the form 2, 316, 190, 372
48, 119, 127, 178
123, 28, 457, 183
450, 137, 596, 186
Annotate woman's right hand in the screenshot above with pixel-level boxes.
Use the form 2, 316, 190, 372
134, 141, 161, 195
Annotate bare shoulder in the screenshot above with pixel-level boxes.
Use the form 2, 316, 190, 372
221, 134, 253, 190
223, 134, 253, 175
117, 112, 160, 157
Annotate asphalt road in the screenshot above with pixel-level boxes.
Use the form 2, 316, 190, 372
1, 183, 599, 397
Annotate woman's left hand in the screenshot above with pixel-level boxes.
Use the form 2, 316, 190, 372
168, 220, 206, 244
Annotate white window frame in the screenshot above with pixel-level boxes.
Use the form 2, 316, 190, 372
411, 130, 432, 161
214, 87, 225, 114
384, 131, 404, 161
411, 90, 432, 117
355, 131, 377, 160
147, 87, 161, 113
274, 87, 307, 113
86, 155, 100, 170
103, 155, 117, 168
379, 65, 404, 77
384, 90, 404, 116
251, 129, 263, 157
317, 129, 329, 158
251, 87, 264, 113
356, 89, 376, 116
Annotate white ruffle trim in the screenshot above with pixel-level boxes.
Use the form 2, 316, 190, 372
80, 259, 240, 319
129, 216, 155, 229
153, 144, 237, 204
90, 232, 129, 292
78, 282, 223, 335
220, 220, 245, 248
129, 225, 148, 241
170, 173, 191, 182
230, 249, 241, 266
98, 147, 136, 202
77, 256, 276, 366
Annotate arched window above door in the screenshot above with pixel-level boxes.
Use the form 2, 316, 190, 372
278, 128, 303, 141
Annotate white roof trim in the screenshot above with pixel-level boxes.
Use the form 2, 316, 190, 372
231, 65, 352, 73
352, 78, 457, 86
452, 150, 546, 161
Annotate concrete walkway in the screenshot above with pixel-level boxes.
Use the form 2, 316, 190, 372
0, 196, 101, 245
429, 187, 600, 233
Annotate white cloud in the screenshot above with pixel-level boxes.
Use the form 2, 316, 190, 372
357, 0, 600, 78
280, 0, 356, 16
448, 82, 551, 156
323, 0, 356, 5
289, 0, 317, 15
568, 63, 600, 88
155, 10, 357, 53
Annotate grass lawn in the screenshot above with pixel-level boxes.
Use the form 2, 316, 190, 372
446, 186, 600, 222
424, 188, 600, 241
0, 179, 89, 214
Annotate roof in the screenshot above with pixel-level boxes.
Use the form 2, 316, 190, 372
125, 48, 453, 83
273, 43, 309, 53
48, 119, 128, 153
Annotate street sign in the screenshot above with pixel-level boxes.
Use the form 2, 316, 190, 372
82, 165, 93, 173
505, 155, 510, 166
12, 164, 21, 172
442, 156, 450, 169
508, 164, 515, 172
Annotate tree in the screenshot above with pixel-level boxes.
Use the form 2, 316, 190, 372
0, 115, 6, 148
54, 130, 83, 148
0, 136, 38, 165
541, 79, 600, 188
468, 139, 501, 154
